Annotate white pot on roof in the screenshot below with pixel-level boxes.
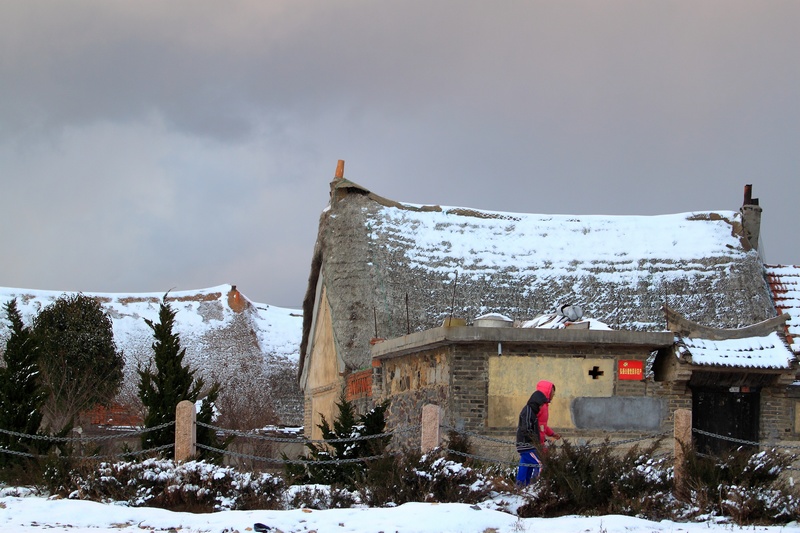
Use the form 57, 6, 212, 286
474, 313, 513, 328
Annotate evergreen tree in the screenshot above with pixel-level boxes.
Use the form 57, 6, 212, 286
138, 295, 226, 461
32, 294, 123, 433
0, 299, 46, 468
301, 394, 391, 486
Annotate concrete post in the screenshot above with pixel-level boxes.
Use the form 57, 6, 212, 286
673, 408, 692, 498
421, 404, 442, 453
175, 400, 196, 462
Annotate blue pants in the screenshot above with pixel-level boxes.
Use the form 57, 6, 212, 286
516, 449, 542, 486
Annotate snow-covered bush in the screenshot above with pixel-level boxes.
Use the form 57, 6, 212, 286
30, 439, 800, 525
45, 458, 285, 512
683, 447, 799, 524
517, 439, 677, 518
355, 449, 499, 507
285, 484, 360, 510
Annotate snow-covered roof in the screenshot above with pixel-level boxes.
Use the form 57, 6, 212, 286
385, 208, 741, 278
302, 180, 776, 375
765, 264, 800, 354
676, 332, 795, 369
0, 284, 304, 425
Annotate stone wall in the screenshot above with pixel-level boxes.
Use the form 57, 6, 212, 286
377, 346, 452, 451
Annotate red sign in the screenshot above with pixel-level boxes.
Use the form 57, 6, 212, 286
618, 360, 643, 380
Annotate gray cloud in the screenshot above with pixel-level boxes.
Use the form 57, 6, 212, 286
1, 1, 798, 307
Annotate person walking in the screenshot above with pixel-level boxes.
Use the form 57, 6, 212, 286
515, 380, 557, 486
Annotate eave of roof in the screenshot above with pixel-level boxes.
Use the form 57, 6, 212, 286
372, 326, 674, 361
675, 332, 795, 370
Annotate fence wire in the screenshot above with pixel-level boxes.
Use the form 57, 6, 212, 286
4, 419, 800, 470
0, 442, 175, 461
0, 421, 420, 466
0, 421, 178, 460
691, 428, 800, 451
0, 420, 175, 443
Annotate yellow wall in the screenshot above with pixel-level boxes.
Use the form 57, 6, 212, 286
487, 355, 614, 428
306, 286, 344, 440
795, 401, 800, 434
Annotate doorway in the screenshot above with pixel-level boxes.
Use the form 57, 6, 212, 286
691, 386, 760, 455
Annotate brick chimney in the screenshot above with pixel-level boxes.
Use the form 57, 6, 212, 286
227, 285, 247, 313
740, 184, 762, 251
330, 159, 347, 203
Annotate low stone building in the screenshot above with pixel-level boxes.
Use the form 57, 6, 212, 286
370, 321, 674, 458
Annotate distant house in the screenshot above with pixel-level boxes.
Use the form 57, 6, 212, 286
299, 162, 797, 455
0, 284, 304, 428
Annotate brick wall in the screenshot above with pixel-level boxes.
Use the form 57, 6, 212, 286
345, 369, 372, 401
449, 346, 489, 430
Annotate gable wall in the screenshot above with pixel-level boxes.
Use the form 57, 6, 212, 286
304, 286, 345, 440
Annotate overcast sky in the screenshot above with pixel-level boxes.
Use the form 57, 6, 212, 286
1, 1, 798, 308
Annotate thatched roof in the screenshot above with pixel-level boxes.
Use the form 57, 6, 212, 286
300, 179, 776, 378
0, 285, 304, 425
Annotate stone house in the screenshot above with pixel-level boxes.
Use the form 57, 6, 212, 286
298, 162, 797, 455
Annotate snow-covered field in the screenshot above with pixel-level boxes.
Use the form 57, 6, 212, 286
1, 490, 798, 533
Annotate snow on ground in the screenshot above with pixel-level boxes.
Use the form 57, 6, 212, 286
1, 492, 798, 533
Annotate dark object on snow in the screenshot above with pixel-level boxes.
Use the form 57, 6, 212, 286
254, 523, 272, 532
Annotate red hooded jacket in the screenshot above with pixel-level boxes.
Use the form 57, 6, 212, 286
535, 380, 556, 445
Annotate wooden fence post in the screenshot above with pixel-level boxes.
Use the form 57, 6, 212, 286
421, 404, 442, 453
175, 400, 196, 462
674, 408, 692, 498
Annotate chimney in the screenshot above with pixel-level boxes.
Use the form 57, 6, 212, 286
740, 184, 762, 251
227, 285, 246, 313
329, 160, 347, 204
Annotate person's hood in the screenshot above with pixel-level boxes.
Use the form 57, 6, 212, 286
536, 380, 555, 401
